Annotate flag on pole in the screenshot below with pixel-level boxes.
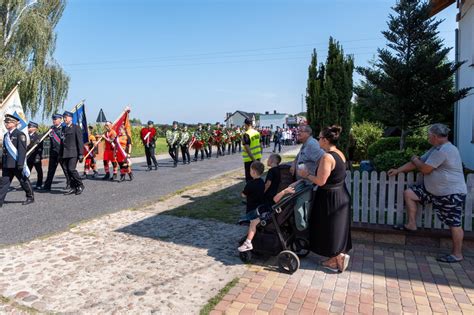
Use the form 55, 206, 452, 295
111, 109, 131, 162
0, 84, 30, 176
0, 84, 29, 143
71, 101, 89, 144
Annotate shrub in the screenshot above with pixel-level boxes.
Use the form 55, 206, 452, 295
351, 122, 383, 161
373, 148, 420, 172
367, 137, 431, 160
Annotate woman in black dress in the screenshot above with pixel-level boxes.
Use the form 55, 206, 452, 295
298, 125, 352, 272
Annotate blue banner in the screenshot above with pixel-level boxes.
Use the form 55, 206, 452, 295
72, 102, 89, 144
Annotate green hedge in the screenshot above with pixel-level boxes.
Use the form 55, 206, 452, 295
367, 137, 431, 160
372, 149, 418, 172
351, 122, 383, 161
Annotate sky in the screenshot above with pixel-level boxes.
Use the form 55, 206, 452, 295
51, 0, 458, 124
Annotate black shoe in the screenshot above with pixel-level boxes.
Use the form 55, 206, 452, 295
22, 198, 34, 205
65, 184, 70, 190
120, 174, 126, 182
146, 167, 152, 171
39, 186, 51, 191
193, 158, 198, 162
75, 185, 84, 195
129, 173, 134, 181
34, 185, 42, 190
111, 174, 117, 181
102, 173, 110, 180
64, 188, 76, 195
173, 163, 177, 168
154, 165, 158, 170
92, 171, 99, 178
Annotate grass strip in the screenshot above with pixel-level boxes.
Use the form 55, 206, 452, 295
200, 278, 239, 315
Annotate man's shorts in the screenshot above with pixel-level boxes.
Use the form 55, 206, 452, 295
410, 185, 466, 228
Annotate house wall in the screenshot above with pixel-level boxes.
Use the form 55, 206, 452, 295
259, 115, 288, 131
226, 112, 247, 128
456, 0, 474, 169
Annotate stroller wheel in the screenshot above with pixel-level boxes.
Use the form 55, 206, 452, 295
291, 238, 310, 258
278, 250, 300, 274
239, 251, 252, 263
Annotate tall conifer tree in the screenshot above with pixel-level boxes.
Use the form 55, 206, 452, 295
358, 0, 471, 149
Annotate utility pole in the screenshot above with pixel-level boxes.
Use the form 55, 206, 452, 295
301, 94, 304, 113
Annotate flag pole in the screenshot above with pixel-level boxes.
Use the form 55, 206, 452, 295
26, 129, 52, 157
0, 81, 21, 108
82, 106, 130, 160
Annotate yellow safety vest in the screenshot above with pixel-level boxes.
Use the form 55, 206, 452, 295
242, 128, 262, 162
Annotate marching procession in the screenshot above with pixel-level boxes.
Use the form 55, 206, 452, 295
0, 86, 297, 208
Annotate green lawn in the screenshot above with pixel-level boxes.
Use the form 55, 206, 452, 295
131, 137, 168, 158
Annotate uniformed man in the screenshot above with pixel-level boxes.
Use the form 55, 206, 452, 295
179, 124, 191, 164
42, 113, 70, 191
227, 124, 236, 155
0, 114, 34, 206
192, 123, 206, 161
117, 125, 133, 182
60, 111, 84, 195
140, 120, 158, 171
242, 118, 262, 182
102, 121, 118, 180
83, 125, 98, 178
213, 122, 223, 158
166, 121, 180, 167
234, 125, 242, 153
26, 121, 43, 189
221, 126, 227, 156
206, 123, 213, 158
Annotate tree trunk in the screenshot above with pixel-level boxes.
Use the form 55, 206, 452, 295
400, 128, 408, 151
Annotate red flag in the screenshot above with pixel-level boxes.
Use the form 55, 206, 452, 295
112, 109, 131, 162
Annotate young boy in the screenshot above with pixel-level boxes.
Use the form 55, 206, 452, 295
264, 154, 282, 207
241, 161, 265, 215
239, 154, 290, 252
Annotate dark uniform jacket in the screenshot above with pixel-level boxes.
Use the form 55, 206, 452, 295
27, 132, 43, 163
60, 124, 83, 159
2, 129, 27, 169
49, 125, 63, 154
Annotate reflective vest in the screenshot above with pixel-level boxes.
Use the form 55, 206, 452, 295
242, 128, 262, 162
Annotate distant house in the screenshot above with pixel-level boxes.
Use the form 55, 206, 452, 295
259, 110, 289, 131
431, 0, 474, 169
225, 110, 257, 128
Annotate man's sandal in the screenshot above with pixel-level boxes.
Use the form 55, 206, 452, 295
393, 224, 416, 232
436, 254, 463, 263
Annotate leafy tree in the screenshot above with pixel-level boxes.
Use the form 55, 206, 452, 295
358, 0, 471, 149
306, 37, 354, 152
0, 0, 69, 117
353, 79, 390, 125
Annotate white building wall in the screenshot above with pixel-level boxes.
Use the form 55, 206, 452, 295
456, 0, 474, 169
226, 113, 247, 128
259, 115, 288, 131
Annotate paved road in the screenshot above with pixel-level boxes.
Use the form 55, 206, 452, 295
0, 146, 298, 245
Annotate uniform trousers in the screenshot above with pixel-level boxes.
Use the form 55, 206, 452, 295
63, 157, 83, 189
44, 152, 70, 189
0, 168, 34, 205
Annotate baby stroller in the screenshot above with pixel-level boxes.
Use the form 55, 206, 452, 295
238, 165, 312, 274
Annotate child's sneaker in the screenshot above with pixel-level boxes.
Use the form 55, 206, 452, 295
238, 240, 253, 252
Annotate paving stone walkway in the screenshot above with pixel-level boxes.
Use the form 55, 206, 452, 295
214, 243, 474, 315
0, 170, 251, 314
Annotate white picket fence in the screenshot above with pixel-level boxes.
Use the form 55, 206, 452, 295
345, 171, 474, 232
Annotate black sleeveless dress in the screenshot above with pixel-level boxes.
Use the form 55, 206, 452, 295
309, 151, 352, 257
